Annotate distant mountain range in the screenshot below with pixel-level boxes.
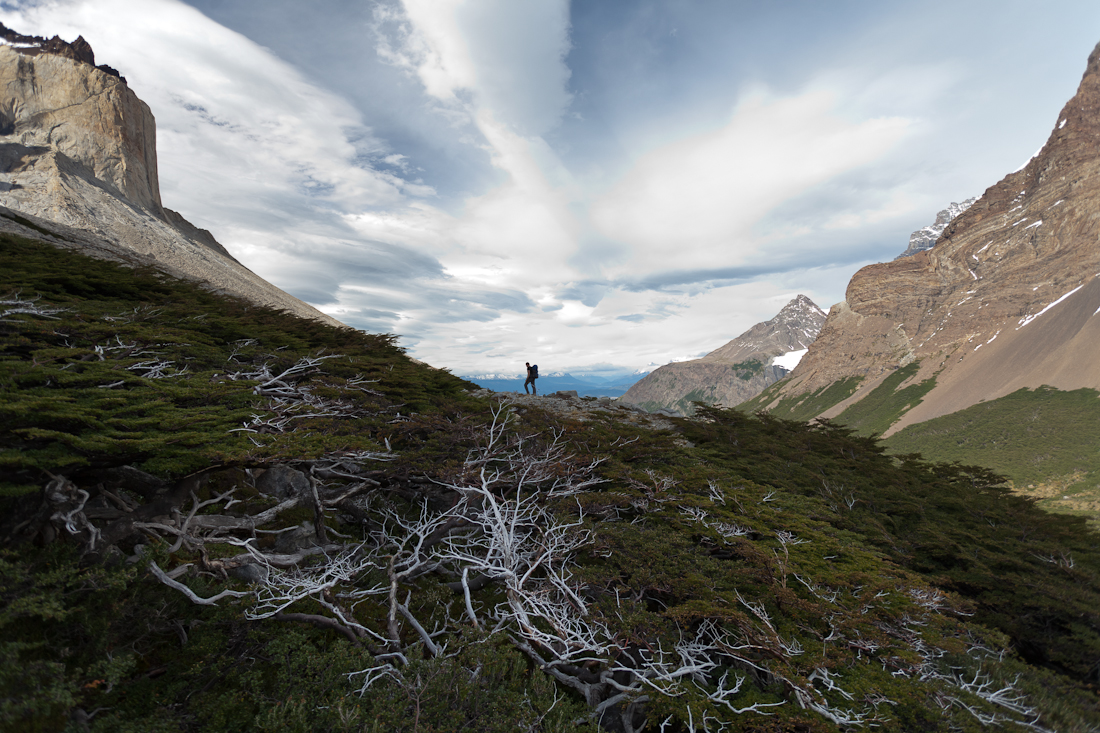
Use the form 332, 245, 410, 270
461, 370, 648, 397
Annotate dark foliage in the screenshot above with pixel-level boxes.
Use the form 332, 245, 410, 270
2, 234, 1099, 732
682, 405, 1100, 684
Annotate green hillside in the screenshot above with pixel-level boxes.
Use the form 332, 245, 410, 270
738, 375, 864, 423
831, 362, 937, 437
3, 233, 1099, 732
885, 385, 1100, 526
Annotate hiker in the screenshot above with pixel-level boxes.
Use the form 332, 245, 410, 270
524, 362, 538, 395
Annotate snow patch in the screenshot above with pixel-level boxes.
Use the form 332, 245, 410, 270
1024, 220, 1043, 230
772, 349, 808, 371
1017, 284, 1085, 329
1059, 119, 1067, 129
0, 39, 41, 49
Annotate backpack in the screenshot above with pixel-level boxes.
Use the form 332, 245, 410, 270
531, 365, 539, 379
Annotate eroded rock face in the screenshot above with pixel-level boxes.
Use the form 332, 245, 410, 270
0, 30, 344, 328
621, 295, 826, 414
765, 40, 1100, 432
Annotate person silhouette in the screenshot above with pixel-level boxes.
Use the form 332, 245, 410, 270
524, 362, 538, 395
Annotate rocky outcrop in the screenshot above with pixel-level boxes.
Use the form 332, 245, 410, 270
0, 37, 159, 214
0, 22, 123, 79
759, 40, 1100, 434
895, 198, 976, 259
621, 295, 826, 414
0, 29, 342, 328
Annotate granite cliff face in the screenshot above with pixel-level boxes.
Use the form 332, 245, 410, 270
621, 295, 825, 415
756, 40, 1100, 434
0, 28, 341, 327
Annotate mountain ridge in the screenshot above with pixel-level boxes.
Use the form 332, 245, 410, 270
895, 197, 976, 259
749, 39, 1100, 438
620, 294, 826, 414
0, 31, 342, 328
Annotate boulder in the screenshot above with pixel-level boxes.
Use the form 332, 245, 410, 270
274, 521, 320, 553
256, 465, 310, 501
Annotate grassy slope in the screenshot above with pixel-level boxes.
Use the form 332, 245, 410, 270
738, 374, 864, 421
741, 357, 1098, 527
885, 385, 1100, 523
0, 233, 468, 497
2, 234, 1099, 732
831, 361, 937, 437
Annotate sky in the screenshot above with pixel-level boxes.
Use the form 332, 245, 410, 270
1, 1, 1098, 378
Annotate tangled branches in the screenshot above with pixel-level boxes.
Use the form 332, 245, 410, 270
0, 290, 66, 322
91, 400, 1055, 732
225, 353, 373, 435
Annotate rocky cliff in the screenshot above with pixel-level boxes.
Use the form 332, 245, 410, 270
752, 40, 1100, 435
621, 295, 826, 414
895, 198, 976, 259
0, 27, 342, 327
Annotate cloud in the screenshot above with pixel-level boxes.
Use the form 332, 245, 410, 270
372, 0, 477, 106
0, 0, 915, 377
5, 0, 1083, 381
590, 88, 913, 275
376, 0, 572, 137
0, 0, 425, 225
370, 1, 581, 296
0, 0, 550, 346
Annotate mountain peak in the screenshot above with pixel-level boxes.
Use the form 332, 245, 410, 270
773, 294, 827, 324
702, 295, 826, 363
0, 23, 341, 328
896, 198, 977, 259
0, 22, 123, 80
620, 295, 826, 414
753, 37, 1100, 434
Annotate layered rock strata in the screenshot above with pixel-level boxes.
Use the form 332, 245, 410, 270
622, 295, 826, 415
761, 40, 1100, 434
0, 30, 341, 327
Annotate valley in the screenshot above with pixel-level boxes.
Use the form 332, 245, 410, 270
1, 19, 1099, 733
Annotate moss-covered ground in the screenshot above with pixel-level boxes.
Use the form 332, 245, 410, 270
2, 233, 1099, 731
